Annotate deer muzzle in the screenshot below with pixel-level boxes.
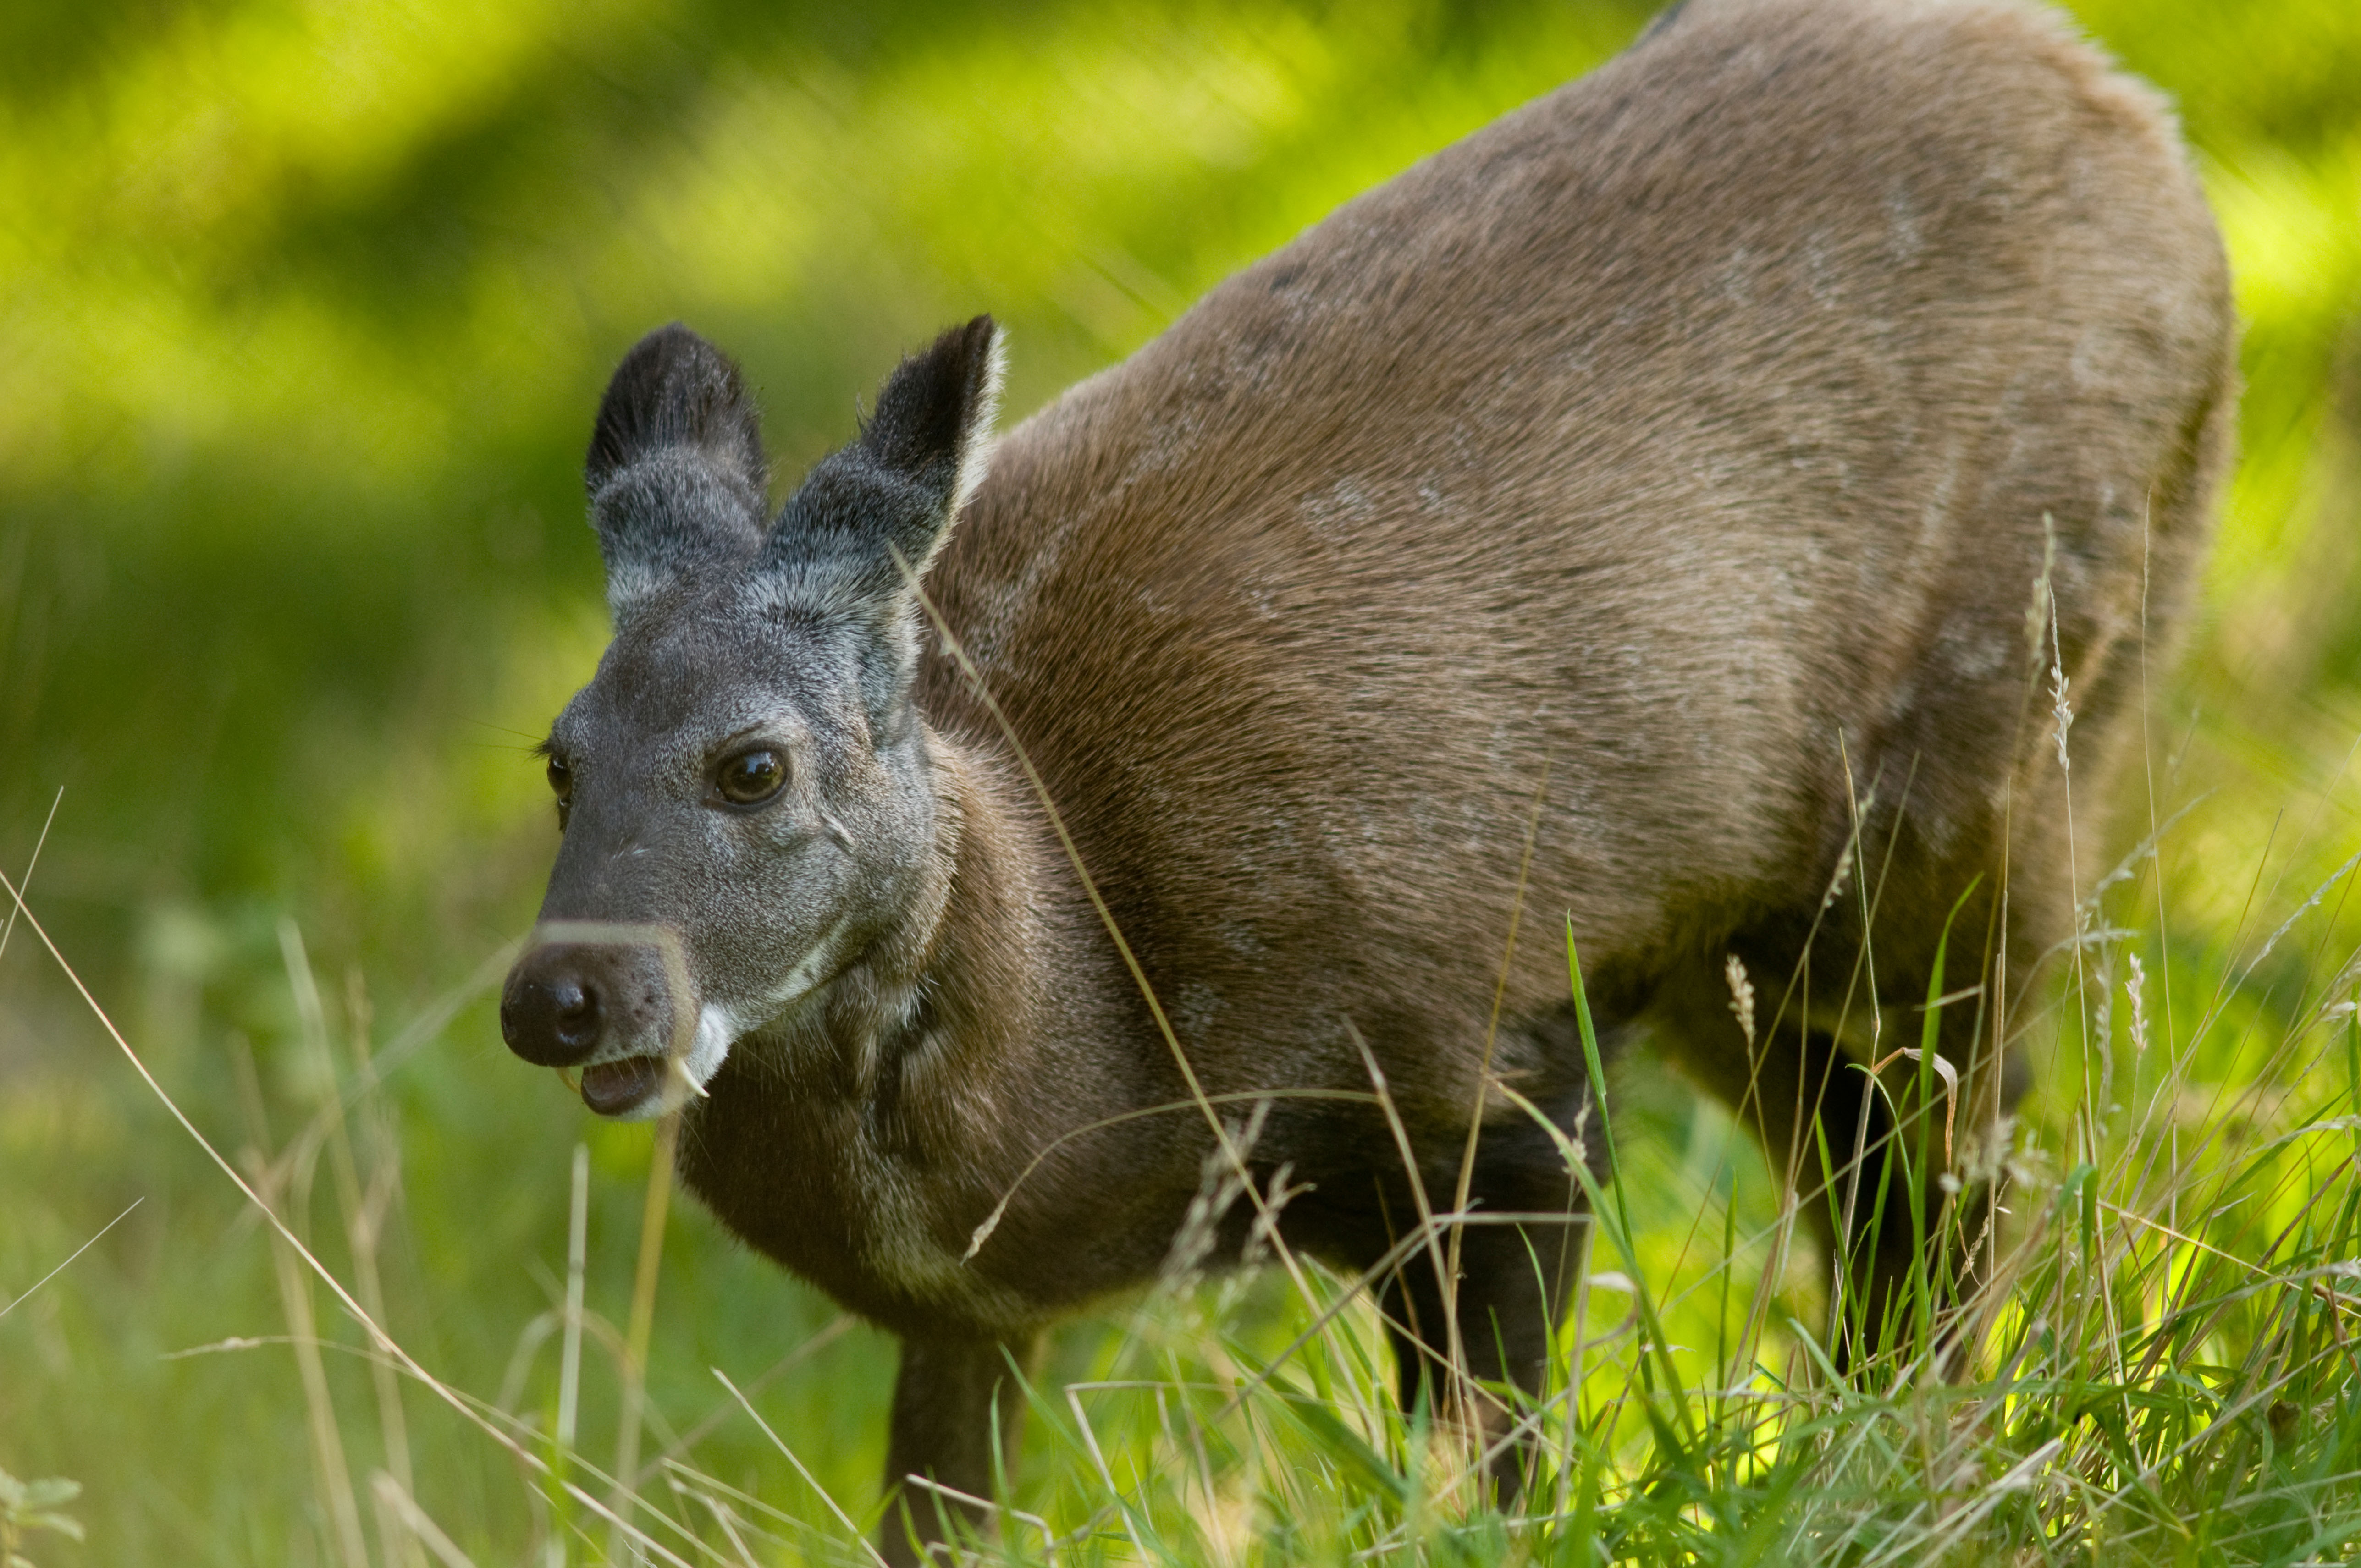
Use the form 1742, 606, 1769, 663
500, 925, 693, 1117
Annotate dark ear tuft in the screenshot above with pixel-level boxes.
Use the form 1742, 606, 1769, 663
761, 315, 1005, 609
588, 323, 766, 498
855, 314, 1002, 509
585, 324, 770, 616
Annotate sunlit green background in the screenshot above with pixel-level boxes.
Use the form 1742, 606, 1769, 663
2, 0, 2357, 1560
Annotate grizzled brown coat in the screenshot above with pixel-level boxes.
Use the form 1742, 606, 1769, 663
502, 0, 2234, 1557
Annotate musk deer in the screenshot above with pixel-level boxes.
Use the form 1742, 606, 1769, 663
501, 0, 2233, 1555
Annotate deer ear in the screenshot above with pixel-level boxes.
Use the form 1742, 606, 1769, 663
759, 315, 1004, 612
585, 324, 769, 618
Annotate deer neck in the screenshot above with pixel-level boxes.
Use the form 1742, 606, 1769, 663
690, 721, 1103, 1164
674, 721, 1171, 1331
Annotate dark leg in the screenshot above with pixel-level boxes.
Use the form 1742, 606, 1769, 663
1826, 910, 2038, 1374
1806, 1037, 1942, 1367
1373, 1102, 1590, 1502
1381, 1223, 1576, 1491
881, 1333, 1035, 1567
1651, 939, 2028, 1375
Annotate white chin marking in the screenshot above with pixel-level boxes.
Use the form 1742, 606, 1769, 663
684, 1002, 739, 1090
604, 1004, 739, 1122
620, 931, 847, 1119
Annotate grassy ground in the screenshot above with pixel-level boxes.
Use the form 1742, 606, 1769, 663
3, 0, 2360, 1562
17, 761, 2361, 1567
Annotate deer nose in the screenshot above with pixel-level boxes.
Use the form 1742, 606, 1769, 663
501, 966, 606, 1066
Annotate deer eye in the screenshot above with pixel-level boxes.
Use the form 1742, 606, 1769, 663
545, 755, 574, 828
716, 748, 787, 806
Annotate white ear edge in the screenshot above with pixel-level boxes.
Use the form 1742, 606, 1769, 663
950, 324, 1008, 519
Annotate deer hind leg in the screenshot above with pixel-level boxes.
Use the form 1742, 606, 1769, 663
1649, 936, 2029, 1375
1839, 923, 2041, 1375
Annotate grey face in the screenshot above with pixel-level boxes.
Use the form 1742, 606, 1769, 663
500, 317, 1003, 1117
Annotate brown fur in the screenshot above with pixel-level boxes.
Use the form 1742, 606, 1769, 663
555, 0, 2232, 1557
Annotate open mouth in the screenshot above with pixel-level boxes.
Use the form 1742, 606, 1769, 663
579, 1055, 668, 1116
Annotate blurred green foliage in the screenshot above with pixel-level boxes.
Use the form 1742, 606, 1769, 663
1, 0, 2357, 1560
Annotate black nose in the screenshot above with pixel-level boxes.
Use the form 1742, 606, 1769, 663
502, 966, 605, 1066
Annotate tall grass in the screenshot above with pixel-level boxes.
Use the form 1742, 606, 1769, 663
10, 706, 2361, 1565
